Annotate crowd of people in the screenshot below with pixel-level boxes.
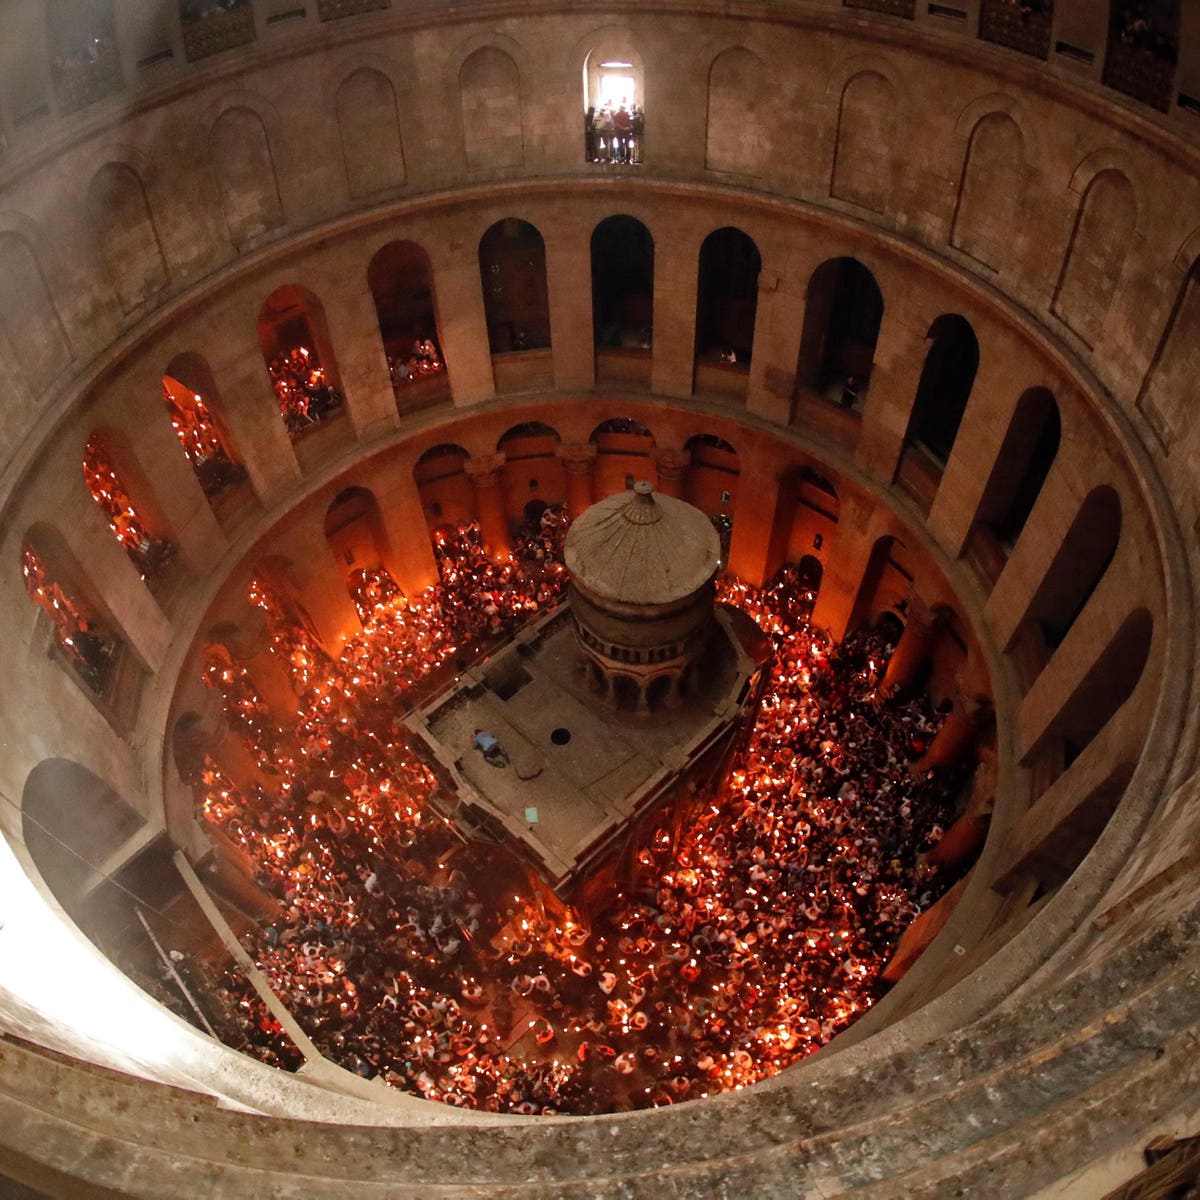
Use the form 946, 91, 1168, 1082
163, 384, 248, 498
188, 524, 970, 1114
584, 104, 645, 165
82, 439, 175, 581
21, 542, 115, 693
387, 337, 445, 391
1112, 0, 1179, 61
266, 345, 345, 436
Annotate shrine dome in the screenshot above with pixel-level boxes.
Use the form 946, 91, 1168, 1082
564, 481, 720, 608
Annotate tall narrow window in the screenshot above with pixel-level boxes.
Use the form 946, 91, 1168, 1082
162, 373, 247, 498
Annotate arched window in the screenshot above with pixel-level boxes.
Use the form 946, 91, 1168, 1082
1103, 0, 1180, 111
904, 314, 980, 466
46, 0, 122, 115
22, 760, 145, 927
478, 219, 551, 354
831, 71, 897, 213
257, 285, 345, 439
705, 48, 767, 176
974, 387, 1061, 547
208, 106, 283, 248
0, 232, 70, 398
1026, 485, 1121, 651
459, 47, 524, 171
82, 433, 175, 582
336, 68, 406, 198
1052, 170, 1137, 348
694, 227, 761, 389
950, 113, 1027, 271
591, 215, 654, 363
21, 533, 116, 694
796, 257, 883, 403
368, 240, 448, 412
582, 44, 644, 164
590, 417, 655, 499
87, 163, 167, 312
162, 355, 247, 500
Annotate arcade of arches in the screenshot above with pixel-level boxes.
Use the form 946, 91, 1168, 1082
0, 0, 1199, 1195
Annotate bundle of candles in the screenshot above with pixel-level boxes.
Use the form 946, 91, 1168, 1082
192, 524, 969, 1113
266, 346, 345, 435
162, 384, 247, 497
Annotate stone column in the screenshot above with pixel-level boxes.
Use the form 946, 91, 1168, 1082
316, 273, 397, 442
855, 308, 928, 486
653, 447, 690, 499
557, 442, 597, 520
746, 269, 805, 426
429, 225, 495, 407
650, 227, 701, 398
210, 337, 301, 505
544, 220, 596, 392
882, 598, 939, 693
720, 451, 787, 585
466, 454, 511, 559
919, 693, 993, 774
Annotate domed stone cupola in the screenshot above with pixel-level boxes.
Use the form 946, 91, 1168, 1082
564, 480, 721, 711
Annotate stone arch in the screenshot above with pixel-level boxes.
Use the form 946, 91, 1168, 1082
0, 229, 70, 396
950, 111, 1027, 271
796, 256, 884, 396
589, 417, 656, 499
772, 464, 840, 580
973, 387, 1061, 548
706, 47, 767, 176
830, 69, 897, 213
683, 433, 739, 519
904, 313, 980, 467
21, 759, 145, 924
324, 485, 390, 588
82, 427, 176, 583
208, 104, 284, 248
497, 422, 565, 526
413, 443, 475, 536
21, 525, 120, 696
1052, 168, 1138, 347
591, 214, 654, 352
850, 534, 914, 631
162, 352, 247, 500
257, 284, 345, 439
695, 226, 761, 367
459, 46, 524, 172
1026, 484, 1122, 651
367, 240, 447, 411
336, 67, 406, 198
478, 219, 550, 353
86, 162, 168, 312
1038, 608, 1154, 767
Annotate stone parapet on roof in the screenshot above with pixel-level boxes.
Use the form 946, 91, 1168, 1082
564, 481, 720, 607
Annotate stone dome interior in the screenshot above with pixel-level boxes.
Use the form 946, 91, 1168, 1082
0, 0, 1198, 1194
